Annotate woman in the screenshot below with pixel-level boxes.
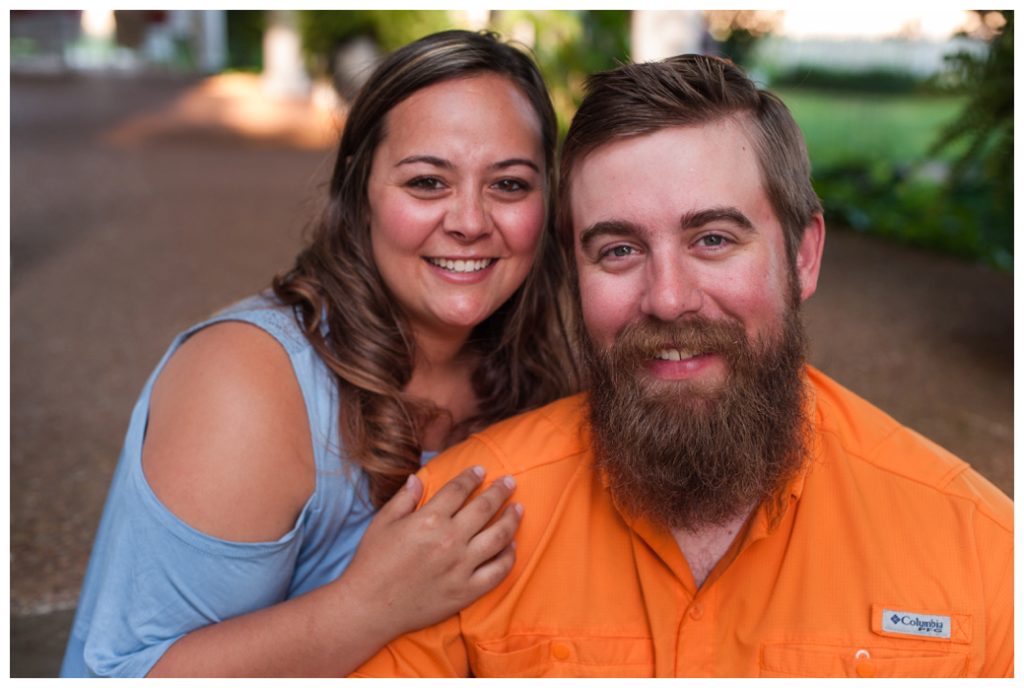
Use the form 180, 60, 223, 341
61, 30, 577, 677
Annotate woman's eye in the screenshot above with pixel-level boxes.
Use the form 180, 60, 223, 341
493, 178, 530, 193
407, 177, 445, 191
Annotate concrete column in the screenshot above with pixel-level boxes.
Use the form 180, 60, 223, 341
167, 9, 192, 37
262, 10, 311, 99
197, 10, 227, 73
631, 10, 706, 62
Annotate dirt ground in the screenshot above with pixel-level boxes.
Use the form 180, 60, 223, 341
9, 73, 1013, 676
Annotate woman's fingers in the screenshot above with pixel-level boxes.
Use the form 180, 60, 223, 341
371, 473, 423, 525
467, 540, 518, 596
451, 475, 516, 535
419, 466, 486, 517
467, 502, 523, 564
413, 468, 521, 582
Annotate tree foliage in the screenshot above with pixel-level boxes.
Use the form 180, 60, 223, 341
705, 10, 782, 67
491, 10, 630, 136
298, 10, 454, 75
294, 10, 630, 137
930, 10, 1013, 267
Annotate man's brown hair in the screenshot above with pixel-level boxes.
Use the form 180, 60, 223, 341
558, 54, 822, 267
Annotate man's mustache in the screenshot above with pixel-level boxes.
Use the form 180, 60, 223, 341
600, 315, 748, 366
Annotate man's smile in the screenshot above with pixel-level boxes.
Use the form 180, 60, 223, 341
653, 347, 699, 361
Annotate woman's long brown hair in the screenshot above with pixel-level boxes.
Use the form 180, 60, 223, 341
273, 30, 579, 507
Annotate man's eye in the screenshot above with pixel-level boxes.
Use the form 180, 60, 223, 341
698, 234, 728, 247
407, 177, 444, 191
603, 245, 636, 259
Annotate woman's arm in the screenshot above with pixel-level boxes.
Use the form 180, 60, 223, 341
138, 322, 519, 677
149, 468, 518, 677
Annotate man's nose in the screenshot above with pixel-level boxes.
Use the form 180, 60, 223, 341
443, 189, 491, 242
639, 259, 703, 322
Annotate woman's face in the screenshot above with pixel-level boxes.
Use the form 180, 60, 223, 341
367, 73, 546, 346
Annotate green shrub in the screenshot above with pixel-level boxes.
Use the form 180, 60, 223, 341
298, 10, 453, 76
492, 10, 630, 136
772, 65, 928, 95
814, 160, 1011, 269
929, 11, 1012, 268
226, 10, 265, 71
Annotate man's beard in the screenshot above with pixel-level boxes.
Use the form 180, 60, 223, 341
584, 304, 811, 532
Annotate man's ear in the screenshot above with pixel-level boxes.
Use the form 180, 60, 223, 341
795, 213, 825, 303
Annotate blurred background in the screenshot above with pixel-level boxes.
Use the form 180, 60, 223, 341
9, 9, 1013, 677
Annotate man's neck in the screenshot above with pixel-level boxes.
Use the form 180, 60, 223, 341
670, 504, 756, 589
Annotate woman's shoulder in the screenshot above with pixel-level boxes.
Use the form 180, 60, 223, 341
208, 293, 313, 355
142, 314, 317, 543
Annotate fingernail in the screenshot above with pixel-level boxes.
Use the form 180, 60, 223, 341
404, 474, 418, 490
471, 466, 485, 479
512, 502, 524, 517
501, 475, 516, 490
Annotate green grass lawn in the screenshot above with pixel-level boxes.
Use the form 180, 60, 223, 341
774, 88, 967, 171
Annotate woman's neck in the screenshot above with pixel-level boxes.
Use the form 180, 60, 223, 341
411, 325, 472, 374
405, 328, 480, 452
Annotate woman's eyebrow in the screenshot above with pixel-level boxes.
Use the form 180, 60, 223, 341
491, 158, 540, 173
397, 155, 450, 168
396, 156, 540, 173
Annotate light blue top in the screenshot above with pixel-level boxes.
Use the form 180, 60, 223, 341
61, 294, 424, 677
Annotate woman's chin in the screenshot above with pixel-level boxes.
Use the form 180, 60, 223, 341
427, 303, 501, 335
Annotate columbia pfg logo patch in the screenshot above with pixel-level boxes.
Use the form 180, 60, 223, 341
881, 609, 952, 639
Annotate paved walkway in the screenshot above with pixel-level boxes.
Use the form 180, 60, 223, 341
10, 73, 1012, 677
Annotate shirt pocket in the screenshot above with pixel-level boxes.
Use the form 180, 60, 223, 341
471, 634, 654, 677
759, 641, 970, 678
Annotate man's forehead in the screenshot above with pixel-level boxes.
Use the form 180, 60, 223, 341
571, 115, 754, 170
568, 120, 767, 231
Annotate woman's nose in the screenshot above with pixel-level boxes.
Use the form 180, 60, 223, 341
443, 189, 491, 242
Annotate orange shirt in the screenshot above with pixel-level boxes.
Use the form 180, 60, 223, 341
354, 367, 1013, 678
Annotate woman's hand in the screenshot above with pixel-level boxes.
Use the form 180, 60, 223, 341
148, 465, 522, 678
343, 466, 523, 639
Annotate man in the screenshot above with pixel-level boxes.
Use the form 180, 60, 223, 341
354, 55, 1012, 678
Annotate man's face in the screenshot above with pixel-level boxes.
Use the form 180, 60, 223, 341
571, 118, 822, 390
569, 117, 825, 529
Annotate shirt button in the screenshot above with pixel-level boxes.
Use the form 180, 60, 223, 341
689, 603, 704, 620
855, 660, 875, 678
551, 642, 571, 660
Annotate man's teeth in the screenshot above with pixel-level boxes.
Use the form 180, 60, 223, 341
654, 348, 696, 362
427, 258, 495, 273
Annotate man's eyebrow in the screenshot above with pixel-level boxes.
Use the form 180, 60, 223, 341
578, 220, 643, 251
680, 206, 754, 231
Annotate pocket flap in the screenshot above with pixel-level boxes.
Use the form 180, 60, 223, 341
472, 634, 653, 677
760, 641, 969, 678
